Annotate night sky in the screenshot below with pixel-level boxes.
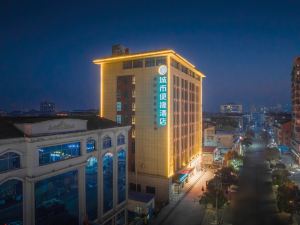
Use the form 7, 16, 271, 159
1, 0, 300, 112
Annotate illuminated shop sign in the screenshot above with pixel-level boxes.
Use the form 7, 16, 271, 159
156, 65, 168, 127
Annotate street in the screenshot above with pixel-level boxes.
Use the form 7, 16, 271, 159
231, 138, 287, 225
152, 170, 214, 225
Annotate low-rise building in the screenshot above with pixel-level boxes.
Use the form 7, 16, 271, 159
0, 116, 130, 225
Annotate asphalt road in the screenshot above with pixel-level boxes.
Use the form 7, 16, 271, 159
231, 139, 287, 225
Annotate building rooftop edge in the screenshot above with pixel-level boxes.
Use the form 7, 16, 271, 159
92, 48, 205, 77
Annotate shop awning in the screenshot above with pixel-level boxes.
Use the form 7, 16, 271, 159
178, 167, 194, 175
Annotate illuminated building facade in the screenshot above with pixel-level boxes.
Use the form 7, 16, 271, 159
0, 116, 130, 225
94, 48, 204, 203
291, 57, 300, 162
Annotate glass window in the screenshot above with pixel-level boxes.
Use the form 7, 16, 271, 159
86, 139, 96, 153
0, 152, 21, 173
85, 157, 98, 220
116, 211, 125, 225
103, 136, 112, 149
132, 59, 143, 68
156, 57, 166, 66
132, 102, 136, 111
116, 115, 122, 124
123, 61, 132, 69
116, 102, 122, 112
38, 142, 81, 166
117, 134, 125, 146
0, 179, 23, 225
118, 150, 126, 204
146, 186, 156, 194
103, 153, 113, 213
35, 171, 79, 225
145, 58, 155, 67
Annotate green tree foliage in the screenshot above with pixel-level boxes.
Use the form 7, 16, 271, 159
272, 169, 290, 186
265, 147, 280, 162
277, 181, 299, 213
215, 166, 238, 187
241, 138, 252, 148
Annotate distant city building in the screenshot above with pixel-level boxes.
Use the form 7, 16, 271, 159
0, 116, 130, 225
220, 103, 243, 114
94, 47, 205, 203
273, 120, 292, 147
40, 101, 55, 114
291, 57, 300, 162
203, 122, 217, 147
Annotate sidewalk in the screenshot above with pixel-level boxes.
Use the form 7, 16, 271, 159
150, 170, 213, 225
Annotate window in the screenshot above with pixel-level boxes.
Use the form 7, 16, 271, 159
116, 211, 125, 225
117, 134, 125, 145
132, 128, 135, 138
38, 142, 80, 166
117, 102, 122, 112
116, 115, 122, 124
86, 139, 96, 153
171, 59, 180, 69
86, 157, 98, 220
133, 59, 143, 68
118, 150, 126, 204
145, 57, 155, 67
123, 61, 132, 69
146, 186, 156, 194
132, 116, 135, 124
132, 76, 136, 84
35, 171, 78, 225
0, 152, 21, 173
156, 57, 166, 66
0, 179, 23, 225
103, 136, 112, 149
103, 153, 114, 213
132, 102, 136, 111
132, 89, 136, 98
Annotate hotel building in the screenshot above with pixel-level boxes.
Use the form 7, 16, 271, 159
93, 47, 205, 203
291, 57, 300, 162
0, 116, 130, 225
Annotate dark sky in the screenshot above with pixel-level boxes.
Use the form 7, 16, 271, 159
1, 0, 300, 112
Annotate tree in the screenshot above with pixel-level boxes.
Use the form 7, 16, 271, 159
265, 147, 280, 162
224, 150, 239, 164
241, 137, 252, 148
277, 180, 300, 214
200, 178, 227, 209
215, 166, 238, 187
272, 169, 290, 186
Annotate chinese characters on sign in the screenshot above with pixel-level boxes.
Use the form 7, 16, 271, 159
157, 75, 168, 127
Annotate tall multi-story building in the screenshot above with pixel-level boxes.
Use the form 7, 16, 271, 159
220, 103, 243, 114
0, 116, 130, 225
291, 57, 300, 162
40, 101, 55, 114
94, 47, 205, 203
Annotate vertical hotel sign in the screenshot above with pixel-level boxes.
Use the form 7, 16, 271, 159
157, 65, 168, 127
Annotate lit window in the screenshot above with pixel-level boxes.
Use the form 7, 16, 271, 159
117, 102, 122, 112
132, 103, 136, 111
132, 76, 136, 84
86, 139, 96, 153
116, 115, 122, 124
103, 136, 112, 149
132, 129, 135, 138
132, 116, 135, 124
38, 142, 81, 166
117, 134, 126, 145
132, 89, 136, 98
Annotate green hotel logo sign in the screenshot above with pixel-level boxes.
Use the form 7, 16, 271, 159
156, 65, 168, 127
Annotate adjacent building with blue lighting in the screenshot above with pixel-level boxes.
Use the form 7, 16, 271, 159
0, 116, 130, 225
